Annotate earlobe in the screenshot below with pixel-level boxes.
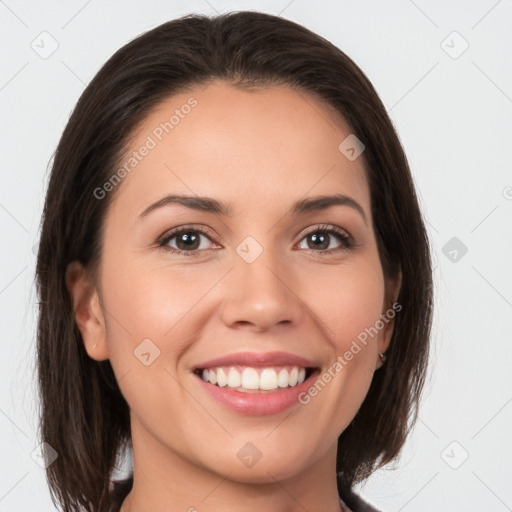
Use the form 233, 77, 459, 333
65, 261, 109, 361
377, 268, 403, 367
376, 351, 387, 370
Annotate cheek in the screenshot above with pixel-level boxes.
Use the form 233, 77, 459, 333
302, 257, 386, 350
97, 244, 212, 378
296, 258, 385, 426
101, 242, 213, 331
97, 251, 208, 430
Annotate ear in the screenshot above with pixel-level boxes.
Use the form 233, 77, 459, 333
65, 261, 109, 361
376, 269, 402, 368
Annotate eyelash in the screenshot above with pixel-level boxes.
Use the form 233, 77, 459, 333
156, 224, 354, 257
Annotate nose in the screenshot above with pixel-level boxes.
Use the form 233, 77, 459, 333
219, 247, 304, 332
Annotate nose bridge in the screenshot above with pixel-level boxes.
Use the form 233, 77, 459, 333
220, 234, 302, 330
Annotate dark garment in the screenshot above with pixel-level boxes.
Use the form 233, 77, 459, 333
108, 475, 381, 512
109, 478, 132, 512
337, 477, 381, 512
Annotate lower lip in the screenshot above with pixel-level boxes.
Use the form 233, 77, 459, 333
194, 371, 318, 416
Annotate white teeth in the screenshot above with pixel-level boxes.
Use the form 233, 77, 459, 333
260, 368, 278, 390
216, 368, 228, 387
241, 368, 259, 389
200, 365, 309, 391
277, 368, 289, 388
227, 368, 241, 388
289, 367, 298, 386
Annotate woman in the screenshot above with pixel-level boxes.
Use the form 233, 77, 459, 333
35, 11, 433, 512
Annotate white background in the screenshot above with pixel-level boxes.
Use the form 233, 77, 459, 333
1, 1, 511, 511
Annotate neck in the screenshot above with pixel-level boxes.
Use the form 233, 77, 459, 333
120, 419, 343, 512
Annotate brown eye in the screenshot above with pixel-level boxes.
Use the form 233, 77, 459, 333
158, 226, 217, 256
173, 231, 202, 251
297, 225, 353, 253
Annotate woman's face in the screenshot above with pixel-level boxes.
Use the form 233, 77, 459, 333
74, 80, 398, 484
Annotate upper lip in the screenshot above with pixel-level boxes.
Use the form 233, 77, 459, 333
194, 351, 319, 370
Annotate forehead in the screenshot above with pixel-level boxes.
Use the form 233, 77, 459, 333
111, 80, 370, 221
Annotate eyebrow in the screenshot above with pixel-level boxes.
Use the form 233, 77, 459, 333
138, 193, 367, 224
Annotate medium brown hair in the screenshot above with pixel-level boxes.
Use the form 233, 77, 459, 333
36, 11, 433, 512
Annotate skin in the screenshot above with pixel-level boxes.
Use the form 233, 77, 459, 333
66, 80, 400, 512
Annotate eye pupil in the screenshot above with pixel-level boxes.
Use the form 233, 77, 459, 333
309, 232, 329, 250
177, 232, 200, 250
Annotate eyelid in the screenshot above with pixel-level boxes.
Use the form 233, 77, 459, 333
157, 224, 217, 245
300, 223, 351, 240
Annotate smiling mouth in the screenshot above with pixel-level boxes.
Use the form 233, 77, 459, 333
193, 365, 318, 393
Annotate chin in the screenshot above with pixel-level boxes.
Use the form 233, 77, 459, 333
201, 438, 317, 484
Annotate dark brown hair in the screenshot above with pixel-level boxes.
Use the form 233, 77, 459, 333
36, 10, 433, 512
